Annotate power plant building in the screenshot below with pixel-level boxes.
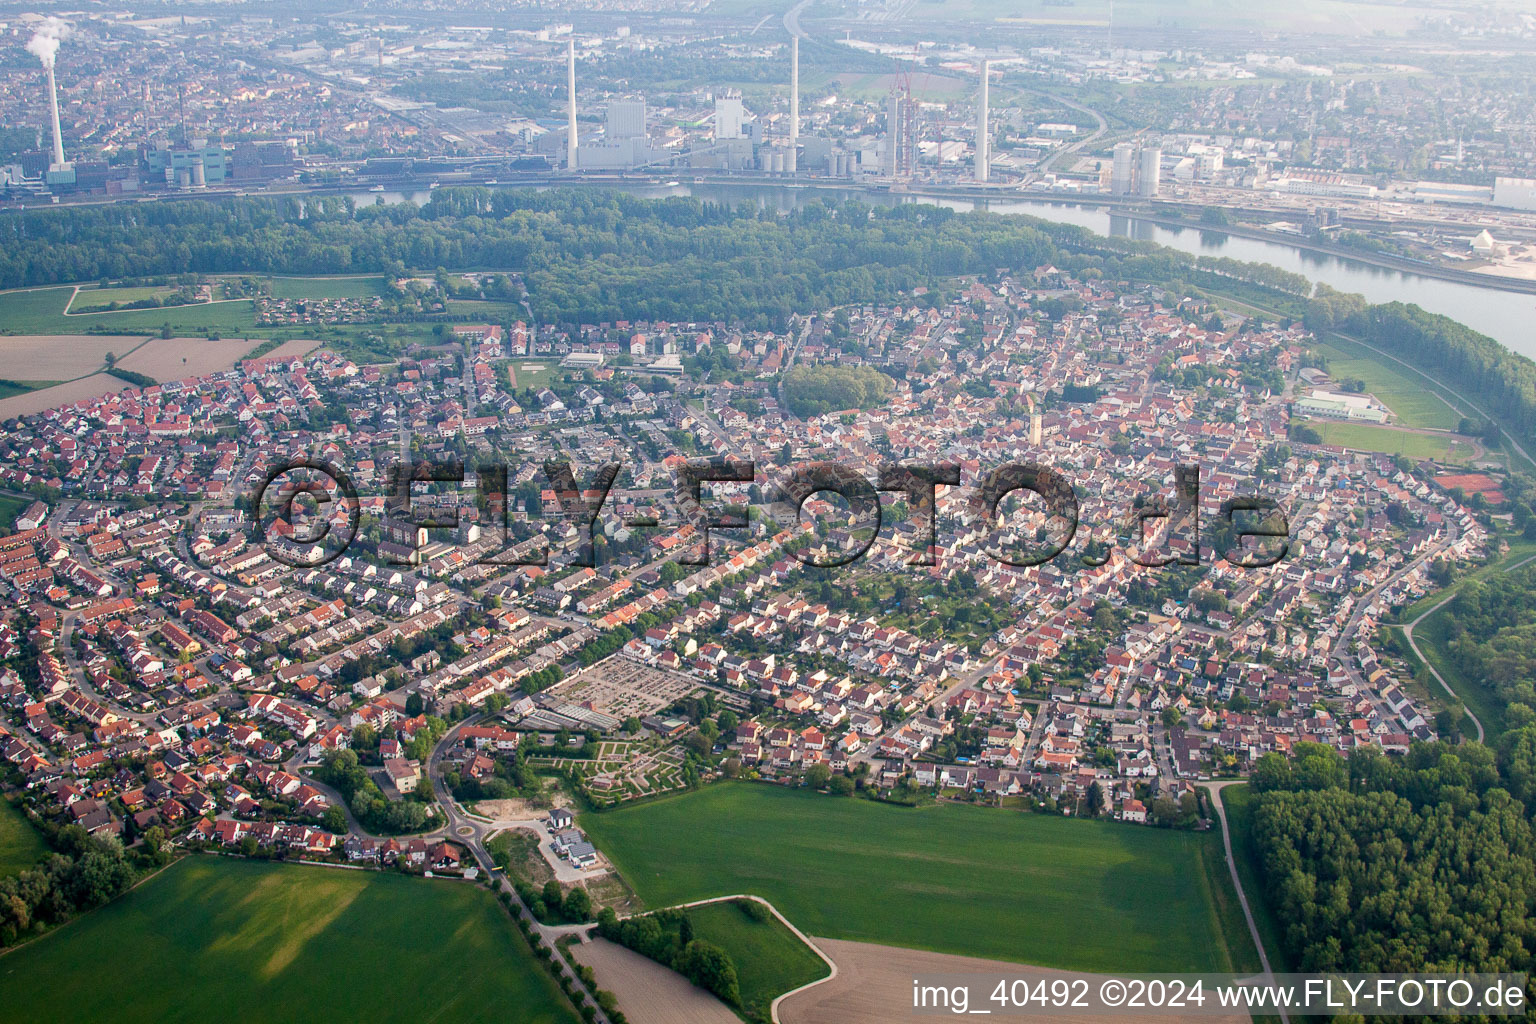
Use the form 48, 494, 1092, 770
1137, 146, 1162, 197
714, 94, 745, 141
606, 100, 647, 140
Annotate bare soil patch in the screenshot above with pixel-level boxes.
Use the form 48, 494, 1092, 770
571, 938, 738, 1024
779, 938, 1250, 1024
0, 334, 143, 379
0, 373, 127, 418
116, 337, 259, 381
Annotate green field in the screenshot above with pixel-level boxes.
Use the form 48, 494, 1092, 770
67, 286, 179, 313
1216, 786, 1291, 973
265, 276, 387, 300
1405, 612, 1505, 741
1395, 538, 1536, 624
0, 856, 581, 1024
505, 359, 558, 391
688, 900, 829, 1019
581, 784, 1256, 973
0, 800, 46, 877
0, 287, 256, 336
1297, 419, 1471, 461
1315, 338, 1460, 430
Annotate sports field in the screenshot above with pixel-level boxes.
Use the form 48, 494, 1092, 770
1314, 338, 1460, 430
1296, 419, 1471, 461
0, 856, 581, 1024
687, 900, 829, 1017
581, 784, 1256, 973
0, 799, 46, 876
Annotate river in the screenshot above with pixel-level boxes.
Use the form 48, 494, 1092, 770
348, 182, 1536, 361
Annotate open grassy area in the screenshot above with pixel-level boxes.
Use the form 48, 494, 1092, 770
1296, 419, 1471, 461
0, 287, 256, 336
1394, 538, 1536, 624
1405, 612, 1506, 741
0, 856, 581, 1024
581, 784, 1256, 973
504, 359, 558, 392
688, 900, 829, 1020
66, 286, 179, 313
1314, 337, 1460, 431
1216, 785, 1292, 973
265, 275, 387, 300
0, 799, 47, 877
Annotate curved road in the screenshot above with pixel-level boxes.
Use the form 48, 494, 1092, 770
1395, 549, 1536, 745
1398, 594, 1483, 743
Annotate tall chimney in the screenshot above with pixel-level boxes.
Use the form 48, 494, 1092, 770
975, 59, 989, 183
788, 36, 799, 173
46, 64, 65, 168
566, 39, 579, 171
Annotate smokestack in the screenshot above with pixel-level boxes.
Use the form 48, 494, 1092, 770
789, 36, 799, 173
975, 59, 989, 183
45, 65, 65, 168
26, 16, 70, 169
567, 39, 579, 171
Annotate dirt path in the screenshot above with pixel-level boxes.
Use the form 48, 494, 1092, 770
571, 938, 738, 1024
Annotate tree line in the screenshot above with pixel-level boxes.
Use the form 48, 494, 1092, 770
595, 904, 743, 1010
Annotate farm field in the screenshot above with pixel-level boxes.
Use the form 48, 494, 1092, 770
0, 799, 46, 877
113, 337, 261, 382
581, 784, 1256, 973
0, 379, 57, 400
1314, 338, 1460, 431
0, 287, 256, 335
0, 856, 581, 1024
65, 286, 179, 313
1296, 419, 1471, 461
264, 275, 387, 300
687, 899, 829, 1019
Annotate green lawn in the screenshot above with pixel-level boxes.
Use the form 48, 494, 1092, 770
0, 856, 581, 1024
265, 276, 387, 300
1314, 338, 1460, 431
0, 800, 47, 877
1297, 419, 1470, 461
581, 784, 1256, 973
504, 359, 558, 391
688, 900, 829, 1020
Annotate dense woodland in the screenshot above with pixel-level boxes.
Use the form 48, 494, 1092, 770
0, 188, 1532, 451
1249, 741, 1536, 980
1442, 565, 1536, 724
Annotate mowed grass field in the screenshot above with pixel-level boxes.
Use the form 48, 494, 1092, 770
0, 856, 581, 1024
581, 785, 1256, 973
1314, 338, 1460, 431
0, 800, 46, 877
688, 900, 829, 1017
1297, 419, 1472, 461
